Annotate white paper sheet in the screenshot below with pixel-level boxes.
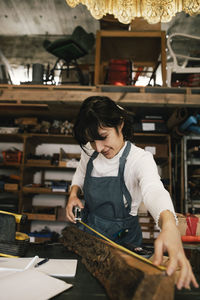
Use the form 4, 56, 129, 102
37, 258, 78, 277
0, 269, 72, 300
0, 257, 78, 277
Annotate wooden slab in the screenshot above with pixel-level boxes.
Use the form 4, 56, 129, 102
62, 225, 174, 300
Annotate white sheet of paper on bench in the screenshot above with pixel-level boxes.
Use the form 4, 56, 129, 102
37, 258, 78, 277
0, 269, 72, 300
0, 257, 78, 277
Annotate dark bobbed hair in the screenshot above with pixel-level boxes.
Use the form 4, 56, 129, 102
73, 96, 134, 150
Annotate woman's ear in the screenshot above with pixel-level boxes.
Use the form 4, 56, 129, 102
119, 120, 124, 132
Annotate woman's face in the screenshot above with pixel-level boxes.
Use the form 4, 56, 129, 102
90, 123, 124, 159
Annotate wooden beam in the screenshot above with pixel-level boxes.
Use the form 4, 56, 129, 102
62, 225, 174, 300
0, 84, 199, 107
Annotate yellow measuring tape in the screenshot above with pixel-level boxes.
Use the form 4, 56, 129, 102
79, 220, 166, 272
0, 253, 19, 258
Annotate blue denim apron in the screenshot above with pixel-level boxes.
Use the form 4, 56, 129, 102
78, 141, 142, 247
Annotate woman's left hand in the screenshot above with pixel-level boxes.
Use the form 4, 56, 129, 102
153, 211, 199, 290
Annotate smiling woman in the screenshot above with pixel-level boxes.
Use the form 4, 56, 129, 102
73, 96, 133, 151
89, 125, 125, 159
66, 95, 198, 290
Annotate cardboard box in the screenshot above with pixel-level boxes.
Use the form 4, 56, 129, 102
136, 143, 168, 158
59, 161, 67, 167
4, 183, 18, 191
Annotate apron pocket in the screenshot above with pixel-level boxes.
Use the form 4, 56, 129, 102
89, 214, 125, 240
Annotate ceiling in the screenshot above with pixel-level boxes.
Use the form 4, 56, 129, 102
0, 0, 100, 75
0, 0, 200, 37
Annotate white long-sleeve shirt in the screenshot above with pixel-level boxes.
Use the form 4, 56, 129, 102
71, 141, 176, 228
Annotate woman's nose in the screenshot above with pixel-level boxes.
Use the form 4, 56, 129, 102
95, 140, 104, 153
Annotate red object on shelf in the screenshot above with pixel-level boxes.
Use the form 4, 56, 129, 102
2, 150, 22, 163
108, 59, 131, 85
181, 235, 200, 242
186, 215, 199, 236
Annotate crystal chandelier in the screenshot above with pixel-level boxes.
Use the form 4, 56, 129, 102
66, 0, 200, 24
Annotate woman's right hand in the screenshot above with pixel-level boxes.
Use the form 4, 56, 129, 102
66, 193, 84, 223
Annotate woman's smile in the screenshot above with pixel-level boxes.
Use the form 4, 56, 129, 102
90, 125, 124, 159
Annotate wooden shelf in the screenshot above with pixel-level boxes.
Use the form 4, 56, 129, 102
0, 133, 23, 142
0, 162, 21, 168
24, 164, 76, 170
25, 213, 56, 221
0, 85, 200, 111
25, 133, 76, 144
23, 187, 68, 195
0, 190, 19, 194
139, 213, 160, 243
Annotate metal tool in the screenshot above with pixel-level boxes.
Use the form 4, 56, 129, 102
73, 206, 82, 221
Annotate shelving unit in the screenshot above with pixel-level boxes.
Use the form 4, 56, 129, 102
0, 132, 80, 233
182, 135, 200, 213
94, 30, 167, 86
134, 133, 172, 195
22, 133, 79, 231
1, 84, 189, 240
0, 130, 172, 236
0, 133, 23, 214
133, 133, 172, 243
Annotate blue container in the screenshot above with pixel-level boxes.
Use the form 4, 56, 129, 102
188, 125, 200, 134
180, 116, 197, 131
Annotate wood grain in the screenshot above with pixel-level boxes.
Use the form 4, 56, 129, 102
62, 225, 174, 300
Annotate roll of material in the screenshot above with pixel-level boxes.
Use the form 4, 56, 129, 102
167, 108, 188, 130
180, 116, 198, 131
32, 63, 44, 84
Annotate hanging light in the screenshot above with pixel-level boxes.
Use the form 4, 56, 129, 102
66, 0, 200, 24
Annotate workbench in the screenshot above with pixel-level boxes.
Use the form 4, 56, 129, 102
26, 242, 200, 300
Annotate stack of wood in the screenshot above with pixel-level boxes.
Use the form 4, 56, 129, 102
62, 225, 174, 300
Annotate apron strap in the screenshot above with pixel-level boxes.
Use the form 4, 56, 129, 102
85, 150, 98, 177
119, 141, 132, 211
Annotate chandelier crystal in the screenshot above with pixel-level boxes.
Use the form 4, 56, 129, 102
66, 0, 200, 24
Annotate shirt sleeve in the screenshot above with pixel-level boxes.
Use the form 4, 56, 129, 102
135, 151, 177, 229
71, 148, 90, 190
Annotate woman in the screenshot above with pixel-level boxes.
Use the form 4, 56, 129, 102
66, 96, 198, 290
